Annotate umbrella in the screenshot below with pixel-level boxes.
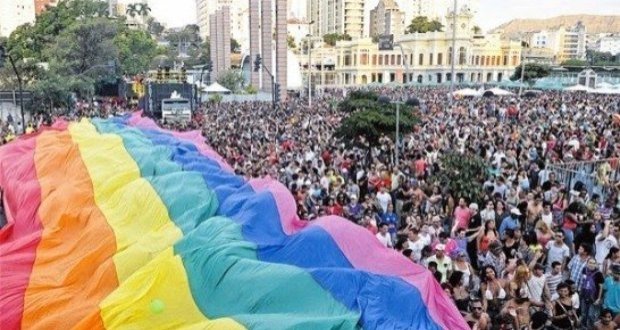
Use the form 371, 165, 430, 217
524, 90, 542, 98
452, 88, 481, 97
564, 84, 590, 92
483, 87, 514, 96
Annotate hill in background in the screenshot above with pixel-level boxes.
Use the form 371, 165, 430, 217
492, 15, 620, 36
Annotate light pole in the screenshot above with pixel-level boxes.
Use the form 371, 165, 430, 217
449, 0, 457, 104
305, 20, 315, 107
254, 54, 276, 109
378, 96, 419, 167
0, 45, 26, 134
519, 39, 529, 97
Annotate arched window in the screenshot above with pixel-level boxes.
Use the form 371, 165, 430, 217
448, 47, 453, 65
437, 53, 443, 65
459, 47, 466, 65
419, 53, 424, 65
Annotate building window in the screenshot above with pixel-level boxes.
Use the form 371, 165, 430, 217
419, 53, 424, 65
475, 56, 479, 65
417, 75, 423, 83
429, 53, 433, 65
512, 55, 518, 66
391, 54, 395, 65
459, 47, 466, 65
397, 54, 401, 65
372, 54, 377, 65
378, 55, 383, 65
448, 47, 453, 65
360, 54, 368, 65
503, 56, 508, 66
438, 53, 443, 65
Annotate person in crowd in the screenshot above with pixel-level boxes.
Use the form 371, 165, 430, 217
375, 223, 393, 248
546, 231, 570, 272
580, 257, 605, 328
426, 244, 452, 283
594, 308, 617, 330
465, 299, 490, 330
551, 282, 579, 330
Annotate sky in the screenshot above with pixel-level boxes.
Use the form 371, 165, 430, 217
146, 0, 620, 30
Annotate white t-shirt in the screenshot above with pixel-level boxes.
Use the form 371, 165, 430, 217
595, 233, 618, 266
425, 255, 453, 283
376, 192, 392, 213
546, 241, 570, 268
376, 232, 393, 248
408, 238, 426, 262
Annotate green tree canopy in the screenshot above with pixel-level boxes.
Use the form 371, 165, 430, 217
216, 69, 244, 93
115, 29, 158, 75
430, 152, 488, 202
335, 92, 418, 149
406, 16, 444, 34
510, 63, 551, 86
322, 33, 351, 46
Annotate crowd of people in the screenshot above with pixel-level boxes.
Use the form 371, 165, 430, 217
5, 86, 620, 329
196, 87, 620, 330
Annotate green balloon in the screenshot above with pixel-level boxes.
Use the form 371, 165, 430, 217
150, 299, 165, 314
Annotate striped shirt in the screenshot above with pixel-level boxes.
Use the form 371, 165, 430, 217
546, 272, 563, 297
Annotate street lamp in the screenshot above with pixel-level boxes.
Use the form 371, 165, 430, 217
449, 0, 457, 104
254, 54, 276, 109
378, 96, 419, 167
198, 60, 213, 106
0, 45, 26, 134
305, 20, 315, 107
519, 39, 530, 98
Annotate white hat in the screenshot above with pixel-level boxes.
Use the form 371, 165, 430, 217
435, 244, 446, 251
510, 208, 522, 216
469, 203, 479, 210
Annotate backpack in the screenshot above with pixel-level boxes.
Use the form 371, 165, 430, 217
580, 269, 599, 302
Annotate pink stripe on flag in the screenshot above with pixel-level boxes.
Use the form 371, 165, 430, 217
313, 216, 469, 330
248, 177, 307, 235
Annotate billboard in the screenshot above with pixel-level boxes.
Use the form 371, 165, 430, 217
378, 34, 394, 51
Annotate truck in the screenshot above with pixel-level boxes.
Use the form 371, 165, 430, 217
141, 82, 196, 121
161, 97, 192, 123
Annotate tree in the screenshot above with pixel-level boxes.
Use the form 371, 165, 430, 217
115, 29, 157, 75
510, 63, 551, 86
137, 3, 151, 17
430, 152, 488, 202
287, 34, 296, 49
216, 69, 244, 93
406, 16, 443, 34
561, 59, 587, 66
231, 38, 241, 53
46, 18, 119, 78
322, 33, 351, 46
125, 3, 138, 18
335, 92, 418, 151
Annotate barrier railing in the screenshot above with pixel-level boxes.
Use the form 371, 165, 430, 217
546, 158, 619, 201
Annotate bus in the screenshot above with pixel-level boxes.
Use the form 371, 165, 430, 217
161, 98, 192, 123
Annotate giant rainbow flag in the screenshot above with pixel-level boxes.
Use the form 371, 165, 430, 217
0, 114, 468, 329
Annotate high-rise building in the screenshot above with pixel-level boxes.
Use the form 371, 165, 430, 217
196, 0, 248, 51
34, 0, 58, 15
307, 0, 364, 39
525, 22, 588, 63
369, 0, 405, 37
0, 0, 35, 37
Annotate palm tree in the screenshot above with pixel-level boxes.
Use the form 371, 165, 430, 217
138, 3, 151, 17
125, 3, 138, 18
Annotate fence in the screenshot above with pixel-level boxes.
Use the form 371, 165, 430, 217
547, 158, 619, 201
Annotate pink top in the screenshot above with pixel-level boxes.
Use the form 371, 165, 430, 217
453, 206, 472, 229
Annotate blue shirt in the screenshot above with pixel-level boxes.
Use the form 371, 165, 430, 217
499, 215, 519, 238
381, 212, 398, 234
604, 276, 620, 313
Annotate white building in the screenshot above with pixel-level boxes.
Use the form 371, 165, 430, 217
593, 35, 620, 55
307, 0, 364, 39
369, 0, 405, 37
0, 0, 36, 37
195, 0, 248, 51
525, 22, 587, 63
287, 18, 311, 48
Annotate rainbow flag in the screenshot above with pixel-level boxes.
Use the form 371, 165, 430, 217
0, 115, 468, 330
